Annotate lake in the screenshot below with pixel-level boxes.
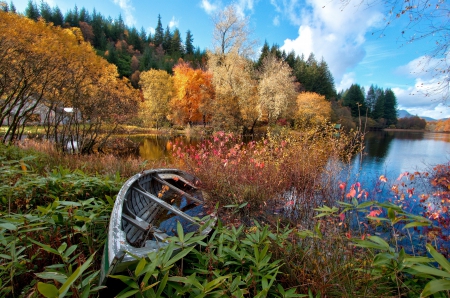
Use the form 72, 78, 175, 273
349, 130, 450, 187
137, 131, 450, 177
135, 130, 450, 251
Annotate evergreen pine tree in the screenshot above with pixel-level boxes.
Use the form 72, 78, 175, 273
171, 28, 183, 56
372, 88, 385, 120
185, 30, 194, 55
384, 89, 398, 126
39, 1, 52, 23
366, 85, 377, 117
25, 0, 40, 21
139, 26, 148, 44
9, 2, 16, 13
128, 27, 141, 51
343, 84, 367, 117
140, 46, 154, 71
51, 6, 63, 26
162, 25, 172, 52
256, 41, 270, 68
315, 59, 336, 99
111, 14, 125, 40
79, 7, 90, 23
91, 9, 106, 50
153, 14, 164, 47
285, 50, 296, 70
106, 42, 118, 65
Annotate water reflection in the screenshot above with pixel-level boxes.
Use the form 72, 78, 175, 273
365, 131, 396, 159
138, 135, 201, 161
354, 131, 450, 179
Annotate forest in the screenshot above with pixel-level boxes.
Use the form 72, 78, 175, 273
1, 1, 400, 148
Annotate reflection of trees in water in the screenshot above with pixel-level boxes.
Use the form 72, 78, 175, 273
389, 131, 424, 140
364, 131, 396, 159
139, 135, 201, 161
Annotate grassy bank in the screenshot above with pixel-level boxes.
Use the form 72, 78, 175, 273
1, 130, 449, 297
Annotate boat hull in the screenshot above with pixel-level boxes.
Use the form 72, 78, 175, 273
99, 169, 214, 285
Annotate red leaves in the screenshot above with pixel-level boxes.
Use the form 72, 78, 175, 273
368, 209, 382, 217
346, 187, 356, 198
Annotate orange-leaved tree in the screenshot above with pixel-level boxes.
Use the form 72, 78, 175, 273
170, 60, 214, 126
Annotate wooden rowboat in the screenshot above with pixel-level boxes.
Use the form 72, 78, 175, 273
99, 169, 215, 285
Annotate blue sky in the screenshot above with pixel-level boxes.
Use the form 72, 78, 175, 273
12, 0, 450, 119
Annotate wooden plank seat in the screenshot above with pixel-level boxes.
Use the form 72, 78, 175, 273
121, 173, 202, 246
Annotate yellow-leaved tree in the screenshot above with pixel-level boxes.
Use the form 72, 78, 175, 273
139, 69, 174, 129
258, 54, 297, 124
295, 92, 332, 129
207, 52, 259, 132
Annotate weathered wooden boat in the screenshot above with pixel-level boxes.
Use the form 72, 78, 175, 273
99, 169, 215, 285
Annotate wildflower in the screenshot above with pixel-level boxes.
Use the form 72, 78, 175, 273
379, 175, 387, 182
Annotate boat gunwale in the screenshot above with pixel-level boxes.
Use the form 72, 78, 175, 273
100, 168, 215, 285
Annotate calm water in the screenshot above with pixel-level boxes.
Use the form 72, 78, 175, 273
350, 130, 450, 184
137, 131, 450, 175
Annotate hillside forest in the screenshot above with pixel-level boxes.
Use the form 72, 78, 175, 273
2, 1, 435, 153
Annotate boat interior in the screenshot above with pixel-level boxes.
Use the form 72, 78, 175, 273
121, 171, 208, 247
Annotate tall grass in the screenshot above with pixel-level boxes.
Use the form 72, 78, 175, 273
171, 125, 360, 227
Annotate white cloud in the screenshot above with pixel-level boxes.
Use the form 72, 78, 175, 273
393, 54, 450, 116
200, 0, 257, 18
273, 15, 280, 26
336, 72, 356, 92
200, 0, 219, 15
277, 0, 384, 83
113, 0, 136, 26
232, 0, 258, 18
147, 26, 155, 35
169, 16, 179, 28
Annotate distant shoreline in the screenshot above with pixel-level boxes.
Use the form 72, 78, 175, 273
383, 128, 450, 133
383, 128, 426, 132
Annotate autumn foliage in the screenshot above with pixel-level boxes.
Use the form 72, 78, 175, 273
170, 60, 214, 125
0, 11, 139, 152
295, 92, 332, 129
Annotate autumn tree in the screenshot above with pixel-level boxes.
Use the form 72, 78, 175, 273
0, 12, 138, 151
295, 92, 332, 129
170, 60, 214, 126
79, 21, 94, 44
258, 55, 297, 124
207, 52, 259, 132
139, 69, 174, 129
397, 116, 426, 129
212, 5, 257, 57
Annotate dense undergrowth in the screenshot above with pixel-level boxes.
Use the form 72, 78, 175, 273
0, 129, 449, 297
